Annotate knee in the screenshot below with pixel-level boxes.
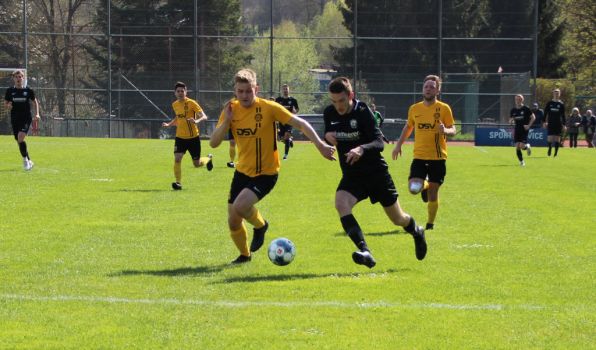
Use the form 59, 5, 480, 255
409, 181, 423, 194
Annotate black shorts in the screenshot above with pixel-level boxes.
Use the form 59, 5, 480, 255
11, 118, 32, 139
514, 128, 529, 143
337, 171, 398, 207
278, 124, 293, 138
409, 159, 446, 185
547, 125, 562, 136
174, 137, 201, 160
228, 171, 278, 204
228, 129, 235, 140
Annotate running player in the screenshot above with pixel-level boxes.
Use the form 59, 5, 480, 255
509, 94, 535, 166
4, 69, 40, 171
210, 69, 335, 264
543, 88, 566, 157
324, 77, 427, 268
162, 82, 213, 190
392, 75, 456, 231
275, 84, 299, 160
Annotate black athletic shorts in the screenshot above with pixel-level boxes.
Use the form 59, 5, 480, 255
547, 125, 562, 136
337, 170, 398, 207
514, 127, 529, 143
409, 159, 446, 185
278, 123, 293, 138
11, 118, 31, 139
228, 171, 278, 204
174, 136, 201, 160
228, 129, 234, 140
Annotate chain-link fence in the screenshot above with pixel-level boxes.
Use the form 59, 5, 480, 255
1, 0, 549, 139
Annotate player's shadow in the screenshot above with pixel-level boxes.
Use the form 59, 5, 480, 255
213, 268, 406, 284
111, 263, 233, 277
333, 230, 404, 237
114, 189, 168, 193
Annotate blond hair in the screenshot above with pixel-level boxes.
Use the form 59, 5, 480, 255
234, 68, 257, 87
423, 75, 441, 90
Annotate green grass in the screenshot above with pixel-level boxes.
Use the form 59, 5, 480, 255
0, 136, 594, 349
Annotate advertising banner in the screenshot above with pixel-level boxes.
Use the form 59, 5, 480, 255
474, 127, 548, 146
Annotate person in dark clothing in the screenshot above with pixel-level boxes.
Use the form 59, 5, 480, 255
323, 77, 427, 269
4, 69, 41, 171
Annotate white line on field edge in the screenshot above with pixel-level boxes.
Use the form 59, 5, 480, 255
0, 293, 546, 311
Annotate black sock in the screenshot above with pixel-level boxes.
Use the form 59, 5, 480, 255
18, 141, 29, 159
340, 214, 368, 251
516, 149, 523, 161
547, 143, 552, 155
404, 217, 417, 235
554, 142, 560, 156
284, 140, 290, 156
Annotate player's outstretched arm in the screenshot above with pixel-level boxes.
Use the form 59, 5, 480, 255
288, 116, 336, 160
392, 124, 413, 160
210, 101, 232, 148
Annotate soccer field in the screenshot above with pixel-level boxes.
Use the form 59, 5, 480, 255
0, 136, 594, 349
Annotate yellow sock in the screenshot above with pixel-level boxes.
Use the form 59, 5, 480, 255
198, 156, 210, 166
230, 223, 250, 256
423, 180, 429, 191
229, 145, 236, 163
174, 162, 181, 183
246, 207, 265, 229
428, 200, 439, 224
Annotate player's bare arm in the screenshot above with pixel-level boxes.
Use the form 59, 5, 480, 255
392, 124, 413, 159
32, 98, 40, 119
192, 111, 207, 124
209, 101, 233, 148
526, 113, 536, 130
287, 116, 336, 160
439, 122, 456, 136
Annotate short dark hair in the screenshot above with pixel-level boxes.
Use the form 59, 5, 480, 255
423, 75, 441, 90
174, 82, 186, 90
328, 77, 352, 94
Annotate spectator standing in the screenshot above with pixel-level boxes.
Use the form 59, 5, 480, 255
581, 109, 595, 148
566, 107, 582, 148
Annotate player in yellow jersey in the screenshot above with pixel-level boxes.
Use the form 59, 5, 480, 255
392, 75, 456, 230
162, 82, 213, 190
210, 68, 336, 264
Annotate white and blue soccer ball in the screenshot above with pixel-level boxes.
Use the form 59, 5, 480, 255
267, 237, 296, 266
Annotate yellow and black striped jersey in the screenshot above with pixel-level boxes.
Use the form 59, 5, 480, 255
217, 97, 293, 177
172, 97, 203, 139
407, 100, 455, 160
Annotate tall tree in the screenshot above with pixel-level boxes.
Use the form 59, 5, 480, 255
84, 0, 251, 119
535, 0, 566, 78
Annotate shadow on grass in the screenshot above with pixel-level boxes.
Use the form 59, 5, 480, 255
333, 229, 405, 237
113, 189, 169, 193
110, 263, 234, 277
213, 268, 409, 284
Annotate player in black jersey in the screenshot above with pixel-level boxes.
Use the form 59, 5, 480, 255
323, 77, 427, 268
275, 84, 299, 160
543, 88, 566, 157
509, 94, 535, 166
4, 70, 41, 171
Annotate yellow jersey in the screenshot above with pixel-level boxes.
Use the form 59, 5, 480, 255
172, 97, 203, 139
407, 100, 455, 160
217, 97, 293, 177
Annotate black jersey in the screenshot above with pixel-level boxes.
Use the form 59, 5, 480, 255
275, 96, 299, 114
5, 86, 36, 120
510, 105, 533, 131
323, 99, 386, 176
544, 100, 566, 128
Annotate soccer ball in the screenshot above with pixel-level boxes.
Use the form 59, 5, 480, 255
267, 238, 296, 266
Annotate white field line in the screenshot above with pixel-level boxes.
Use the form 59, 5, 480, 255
0, 293, 546, 311
473, 146, 488, 153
